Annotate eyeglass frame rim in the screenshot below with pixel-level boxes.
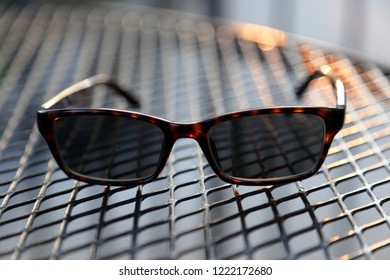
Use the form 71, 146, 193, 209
37, 69, 346, 187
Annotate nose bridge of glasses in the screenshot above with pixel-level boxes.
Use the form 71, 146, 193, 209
170, 121, 206, 140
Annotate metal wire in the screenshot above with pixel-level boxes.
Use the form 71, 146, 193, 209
0, 3, 390, 260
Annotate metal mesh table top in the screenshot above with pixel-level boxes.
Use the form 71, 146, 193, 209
1, 2, 390, 260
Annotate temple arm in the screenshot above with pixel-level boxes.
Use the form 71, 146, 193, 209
295, 66, 346, 109
41, 66, 345, 111
40, 74, 140, 109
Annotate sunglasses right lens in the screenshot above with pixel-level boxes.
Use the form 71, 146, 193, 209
208, 113, 326, 181
53, 114, 165, 182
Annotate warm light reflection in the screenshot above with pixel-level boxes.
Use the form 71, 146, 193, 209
344, 114, 352, 124
338, 254, 350, 260
320, 65, 332, 75
341, 125, 360, 137
370, 237, 390, 251
237, 23, 286, 50
329, 235, 341, 243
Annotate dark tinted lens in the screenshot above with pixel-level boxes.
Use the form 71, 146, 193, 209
53, 114, 164, 181
208, 113, 325, 180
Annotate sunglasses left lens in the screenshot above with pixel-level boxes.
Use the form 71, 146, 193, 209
53, 114, 165, 182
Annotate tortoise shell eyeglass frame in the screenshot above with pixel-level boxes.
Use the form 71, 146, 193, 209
37, 67, 345, 186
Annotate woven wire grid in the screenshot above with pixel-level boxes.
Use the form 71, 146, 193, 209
0, 3, 390, 260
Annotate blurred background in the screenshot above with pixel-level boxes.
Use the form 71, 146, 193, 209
1, 0, 390, 260
13, 0, 385, 68
4, 0, 388, 67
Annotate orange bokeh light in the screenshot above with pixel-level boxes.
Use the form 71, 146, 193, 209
237, 23, 287, 50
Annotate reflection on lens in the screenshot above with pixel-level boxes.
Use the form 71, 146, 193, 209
208, 113, 325, 180
53, 115, 164, 181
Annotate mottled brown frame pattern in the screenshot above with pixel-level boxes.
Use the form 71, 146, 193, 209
37, 70, 346, 186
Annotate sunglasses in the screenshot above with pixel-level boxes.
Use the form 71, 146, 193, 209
37, 67, 345, 186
